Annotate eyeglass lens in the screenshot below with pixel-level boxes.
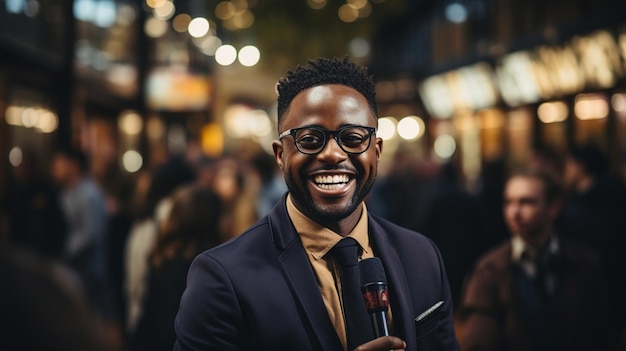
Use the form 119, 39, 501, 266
294, 127, 372, 154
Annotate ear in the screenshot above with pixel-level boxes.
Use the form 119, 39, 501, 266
272, 140, 284, 170
374, 137, 383, 161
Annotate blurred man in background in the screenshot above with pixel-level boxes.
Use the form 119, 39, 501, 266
459, 169, 611, 351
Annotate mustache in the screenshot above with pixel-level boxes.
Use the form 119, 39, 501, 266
306, 164, 358, 173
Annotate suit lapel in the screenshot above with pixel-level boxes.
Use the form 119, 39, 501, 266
369, 217, 417, 350
269, 196, 343, 351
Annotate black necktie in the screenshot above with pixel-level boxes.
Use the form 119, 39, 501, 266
329, 237, 373, 350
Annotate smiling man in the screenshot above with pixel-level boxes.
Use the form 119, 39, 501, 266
174, 57, 459, 351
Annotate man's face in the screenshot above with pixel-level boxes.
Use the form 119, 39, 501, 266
51, 153, 70, 187
503, 176, 557, 242
272, 84, 382, 223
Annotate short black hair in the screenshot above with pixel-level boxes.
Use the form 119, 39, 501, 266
275, 57, 377, 130
55, 145, 89, 173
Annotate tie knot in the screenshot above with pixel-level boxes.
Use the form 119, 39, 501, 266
329, 237, 360, 268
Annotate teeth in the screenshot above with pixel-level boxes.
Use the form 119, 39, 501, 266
314, 174, 350, 185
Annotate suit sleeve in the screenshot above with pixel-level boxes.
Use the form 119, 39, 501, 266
174, 252, 243, 351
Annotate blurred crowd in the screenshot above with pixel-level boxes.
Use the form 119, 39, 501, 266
0, 143, 286, 351
1, 140, 626, 350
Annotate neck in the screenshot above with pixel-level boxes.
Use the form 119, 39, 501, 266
64, 173, 83, 190
320, 204, 363, 237
524, 231, 552, 254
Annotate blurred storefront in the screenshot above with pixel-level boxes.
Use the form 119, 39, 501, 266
370, 0, 626, 190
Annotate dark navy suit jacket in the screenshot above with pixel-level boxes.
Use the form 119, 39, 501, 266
174, 195, 460, 351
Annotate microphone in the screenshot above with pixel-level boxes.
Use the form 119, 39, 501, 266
359, 257, 390, 338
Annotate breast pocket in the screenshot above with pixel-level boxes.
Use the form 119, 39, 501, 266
414, 300, 444, 339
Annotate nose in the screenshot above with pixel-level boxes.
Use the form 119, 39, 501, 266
505, 202, 520, 219
316, 136, 348, 164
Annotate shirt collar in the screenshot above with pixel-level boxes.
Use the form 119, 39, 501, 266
286, 193, 370, 260
511, 234, 560, 263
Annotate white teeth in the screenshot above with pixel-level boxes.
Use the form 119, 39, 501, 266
314, 174, 350, 185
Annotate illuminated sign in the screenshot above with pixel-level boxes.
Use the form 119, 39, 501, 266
146, 67, 212, 111
419, 26, 626, 118
418, 62, 498, 119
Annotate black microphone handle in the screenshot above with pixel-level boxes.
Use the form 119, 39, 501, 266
370, 310, 390, 337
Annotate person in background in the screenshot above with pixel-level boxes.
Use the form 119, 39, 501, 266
558, 144, 626, 349
174, 57, 459, 351
131, 185, 223, 351
458, 169, 611, 351
250, 149, 288, 217
3, 147, 67, 259
199, 154, 259, 240
50, 145, 111, 319
123, 155, 195, 334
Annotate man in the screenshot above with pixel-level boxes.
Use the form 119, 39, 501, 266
459, 170, 611, 351
174, 57, 459, 351
51, 146, 110, 317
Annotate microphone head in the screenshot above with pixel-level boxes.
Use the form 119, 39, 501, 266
359, 257, 389, 313
359, 257, 387, 285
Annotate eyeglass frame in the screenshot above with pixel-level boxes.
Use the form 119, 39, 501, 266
278, 125, 377, 155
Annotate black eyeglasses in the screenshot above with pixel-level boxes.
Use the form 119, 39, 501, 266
279, 125, 376, 155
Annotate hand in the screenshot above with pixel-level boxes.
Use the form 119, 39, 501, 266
353, 336, 406, 351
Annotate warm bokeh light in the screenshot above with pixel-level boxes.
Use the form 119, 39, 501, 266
397, 116, 425, 140
21, 108, 37, 128
224, 104, 272, 139
377, 117, 396, 140
537, 101, 569, 123
36, 110, 58, 133
118, 111, 143, 135
215, 1, 235, 20
347, 0, 368, 10
574, 93, 609, 120
188, 17, 210, 38
434, 134, 457, 159
201, 123, 224, 157
153, 0, 175, 20
238, 45, 260, 67
9, 147, 23, 167
146, 0, 168, 9
612, 93, 626, 113
338, 4, 359, 23
248, 110, 272, 137
145, 16, 168, 38
172, 13, 191, 33
215, 45, 237, 65
122, 150, 143, 173
4, 105, 58, 133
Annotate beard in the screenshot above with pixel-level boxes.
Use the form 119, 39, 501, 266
285, 167, 377, 223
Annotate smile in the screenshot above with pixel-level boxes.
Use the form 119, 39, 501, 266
313, 174, 351, 190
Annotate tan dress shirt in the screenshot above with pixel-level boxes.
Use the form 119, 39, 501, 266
286, 194, 374, 351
